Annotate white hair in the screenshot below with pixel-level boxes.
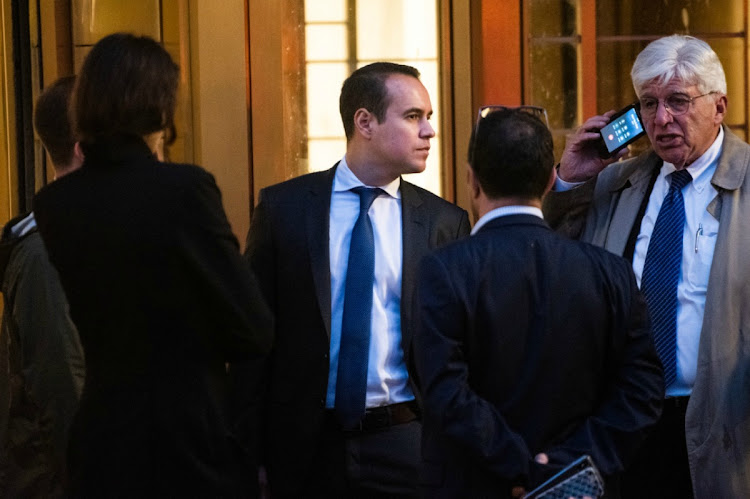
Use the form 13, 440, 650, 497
630, 35, 727, 97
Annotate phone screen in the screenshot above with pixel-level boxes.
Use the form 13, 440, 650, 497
599, 105, 645, 155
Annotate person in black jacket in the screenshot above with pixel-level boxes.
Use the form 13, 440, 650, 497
32, 33, 272, 497
414, 107, 664, 498
0, 76, 84, 498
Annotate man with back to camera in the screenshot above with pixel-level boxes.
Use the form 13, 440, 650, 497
230, 62, 471, 497
0, 76, 84, 497
413, 107, 664, 498
544, 34, 750, 498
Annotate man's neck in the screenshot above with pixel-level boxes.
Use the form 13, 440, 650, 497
345, 148, 398, 187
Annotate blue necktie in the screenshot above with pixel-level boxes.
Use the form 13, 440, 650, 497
335, 186, 382, 428
641, 169, 693, 388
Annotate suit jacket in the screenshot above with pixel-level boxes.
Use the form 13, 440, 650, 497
32, 135, 273, 498
414, 215, 664, 498
544, 126, 750, 499
233, 164, 470, 496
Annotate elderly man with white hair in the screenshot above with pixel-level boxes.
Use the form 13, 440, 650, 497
544, 35, 750, 498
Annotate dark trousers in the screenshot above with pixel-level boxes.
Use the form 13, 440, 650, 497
621, 396, 693, 499
304, 416, 422, 498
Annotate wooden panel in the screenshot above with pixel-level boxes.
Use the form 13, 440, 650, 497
39, 0, 73, 86
478, 0, 521, 106
580, 0, 596, 118
247, 0, 285, 198
189, 0, 251, 245
448, 0, 473, 213
0, 0, 16, 227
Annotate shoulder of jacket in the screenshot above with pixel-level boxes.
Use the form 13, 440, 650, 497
401, 179, 466, 213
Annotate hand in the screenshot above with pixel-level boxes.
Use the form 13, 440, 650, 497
511, 485, 526, 498
558, 111, 629, 183
511, 454, 551, 498
258, 466, 271, 499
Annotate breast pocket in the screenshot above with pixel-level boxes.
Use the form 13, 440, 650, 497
687, 224, 718, 290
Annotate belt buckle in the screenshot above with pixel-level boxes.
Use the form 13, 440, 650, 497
368, 407, 390, 430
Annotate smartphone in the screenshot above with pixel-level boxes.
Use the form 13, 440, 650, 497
523, 455, 604, 499
598, 103, 646, 158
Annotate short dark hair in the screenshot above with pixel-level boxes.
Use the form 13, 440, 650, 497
469, 108, 554, 200
339, 62, 421, 140
73, 33, 179, 144
34, 76, 76, 167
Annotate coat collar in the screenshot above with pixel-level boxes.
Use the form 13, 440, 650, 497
607, 150, 662, 193
81, 134, 157, 166
711, 125, 750, 191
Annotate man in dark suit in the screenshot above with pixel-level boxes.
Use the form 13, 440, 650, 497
233, 62, 470, 497
413, 108, 664, 498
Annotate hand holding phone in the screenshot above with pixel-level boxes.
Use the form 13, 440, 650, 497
558, 110, 627, 183
597, 103, 646, 158
523, 455, 604, 499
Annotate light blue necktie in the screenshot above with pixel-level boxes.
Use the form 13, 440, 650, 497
335, 187, 382, 428
641, 169, 693, 388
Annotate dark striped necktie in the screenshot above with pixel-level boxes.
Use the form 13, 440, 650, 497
641, 168, 693, 388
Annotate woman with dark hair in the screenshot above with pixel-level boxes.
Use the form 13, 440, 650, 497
33, 33, 272, 497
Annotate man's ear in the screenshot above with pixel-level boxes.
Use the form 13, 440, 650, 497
543, 165, 557, 197
467, 163, 481, 200
354, 108, 375, 139
714, 94, 728, 125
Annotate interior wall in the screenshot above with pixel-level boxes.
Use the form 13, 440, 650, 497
450, 0, 474, 215
189, 0, 251, 248
0, 0, 15, 226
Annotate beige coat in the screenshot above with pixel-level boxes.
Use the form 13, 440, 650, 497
543, 126, 750, 499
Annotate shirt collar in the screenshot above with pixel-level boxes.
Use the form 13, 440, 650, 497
661, 126, 723, 194
334, 156, 401, 199
471, 205, 543, 235
11, 212, 36, 237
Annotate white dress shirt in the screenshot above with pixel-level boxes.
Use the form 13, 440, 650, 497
326, 157, 415, 409
632, 128, 722, 396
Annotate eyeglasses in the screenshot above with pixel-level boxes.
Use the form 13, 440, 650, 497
638, 92, 717, 118
470, 105, 549, 163
476, 105, 549, 128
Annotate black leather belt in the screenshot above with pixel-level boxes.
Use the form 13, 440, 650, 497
327, 401, 420, 433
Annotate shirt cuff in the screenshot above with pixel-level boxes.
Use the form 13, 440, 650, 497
554, 165, 586, 192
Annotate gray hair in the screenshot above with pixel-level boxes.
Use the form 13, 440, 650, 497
631, 35, 727, 97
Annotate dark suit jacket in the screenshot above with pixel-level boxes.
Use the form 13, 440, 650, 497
33, 135, 273, 498
232, 164, 470, 496
414, 214, 664, 498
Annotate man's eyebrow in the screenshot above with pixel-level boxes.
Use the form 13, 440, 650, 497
403, 107, 432, 117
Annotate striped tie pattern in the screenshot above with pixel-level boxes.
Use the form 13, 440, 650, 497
641, 169, 693, 388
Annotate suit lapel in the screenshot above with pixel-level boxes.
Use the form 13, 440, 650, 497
306, 166, 337, 339
399, 180, 427, 352
603, 152, 661, 255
